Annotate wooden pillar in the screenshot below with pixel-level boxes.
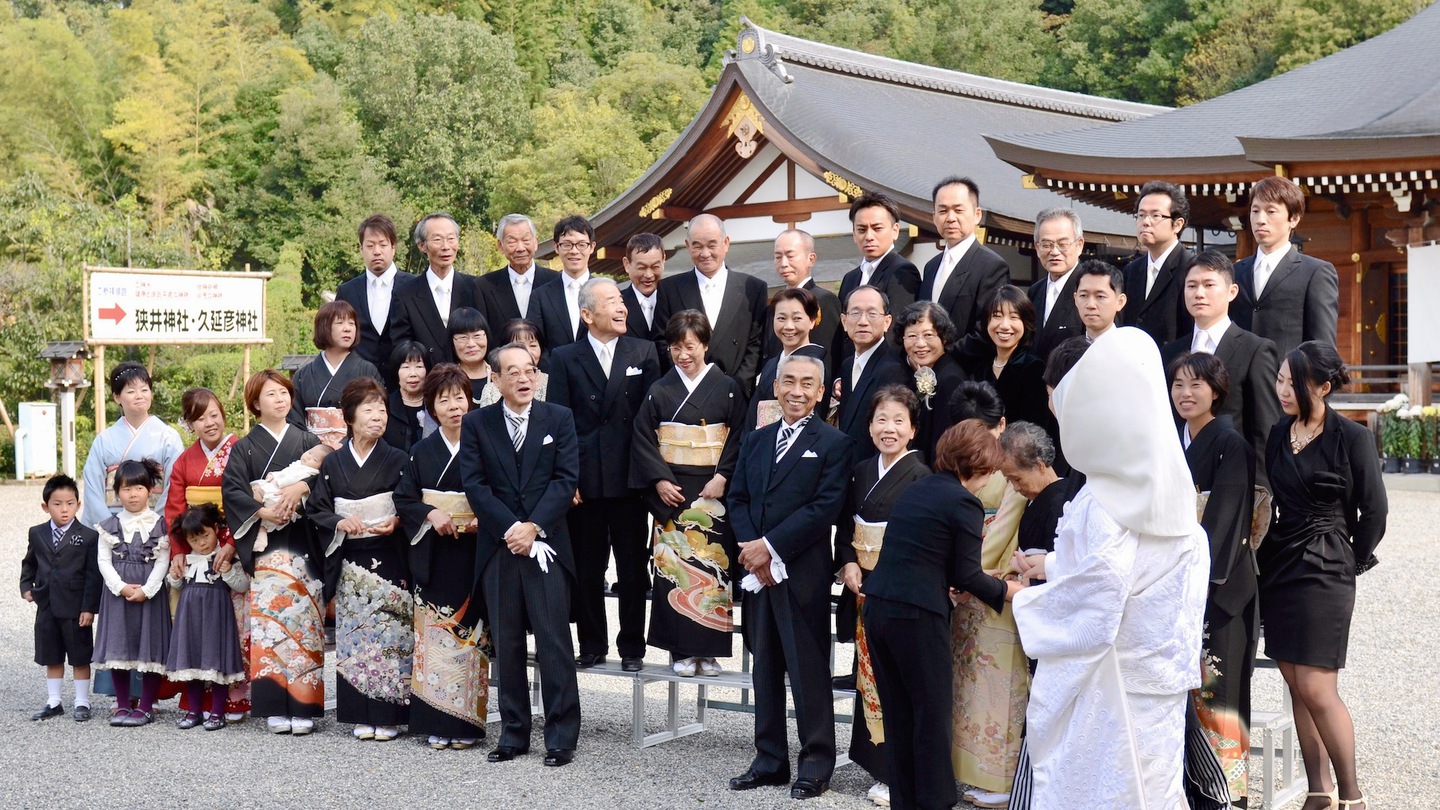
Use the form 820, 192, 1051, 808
1410, 363, 1434, 406
93, 344, 106, 428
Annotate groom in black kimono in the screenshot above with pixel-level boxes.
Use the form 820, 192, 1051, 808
461, 343, 581, 767
728, 354, 854, 800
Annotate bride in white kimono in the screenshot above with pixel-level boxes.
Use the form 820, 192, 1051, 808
1012, 327, 1209, 808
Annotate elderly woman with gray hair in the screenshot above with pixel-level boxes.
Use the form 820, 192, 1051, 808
1001, 422, 1076, 560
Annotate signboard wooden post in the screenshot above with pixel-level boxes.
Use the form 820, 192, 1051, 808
84, 266, 273, 430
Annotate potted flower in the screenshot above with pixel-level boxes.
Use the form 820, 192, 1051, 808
1398, 405, 1425, 473
1377, 394, 1407, 473
1424, 405, 1440, 474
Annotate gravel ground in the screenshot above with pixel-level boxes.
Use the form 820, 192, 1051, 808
0, 480, 1434, 808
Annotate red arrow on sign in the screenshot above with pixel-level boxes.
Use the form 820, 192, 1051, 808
99, 304, 127, 324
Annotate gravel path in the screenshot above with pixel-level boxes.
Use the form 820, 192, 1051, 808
0, 481, 1433, 808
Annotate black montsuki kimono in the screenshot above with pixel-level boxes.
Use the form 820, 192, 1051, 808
629, 366, 747, 658
1184, 416, 1259, 807
832, 450, 930, 782
286, 352, 384, 435
383, 389, 429, 453
395, 430, 488, 740
307, 438, 412, 727
909, 353, 968, 464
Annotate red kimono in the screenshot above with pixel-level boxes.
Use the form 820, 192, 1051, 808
163, 434, 250, 716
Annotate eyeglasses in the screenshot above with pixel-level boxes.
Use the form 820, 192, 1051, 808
425, 236, 459, 247
1134, 212, 1177, 222
1036, 239, 1076, 253
453, 333, 486, 346
845, 309, 884, 321
502, 369, 537, 381
557, 241, 592, 252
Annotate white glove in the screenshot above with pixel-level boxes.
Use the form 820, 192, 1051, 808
530, 541, 557, 574
740, 574, 763, 593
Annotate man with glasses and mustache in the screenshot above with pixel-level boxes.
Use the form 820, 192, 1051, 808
1122, 181, 1195, 347
533, 215, 600, 354
1027, 208, 1087, 360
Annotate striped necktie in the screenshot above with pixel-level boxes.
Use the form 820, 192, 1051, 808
507, 411, 526, 453
52, 524, 63, 551
775, 415, 810, 463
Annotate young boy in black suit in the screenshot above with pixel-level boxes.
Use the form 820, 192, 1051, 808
20, 474, 102, 721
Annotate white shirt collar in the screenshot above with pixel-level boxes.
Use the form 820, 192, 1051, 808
945, 235, 976, 265
502, 401, 533, 421
118, 508, 159, 538
587, 332, 619, 356
678, 363, 713, 393
1256, 242, 1292, 267
863, 246, 894, 269
694, 264, 728, 290
1049, 264, 1077, 293
368, 263, 398, 287
1147, 240, 1179, 269
633, 287, 656, 305
1191, 315, 1232, 351
564, 269, 591, 289
853, 341, 882, 368
426, 266, 454, 293
508, 264, 537, 285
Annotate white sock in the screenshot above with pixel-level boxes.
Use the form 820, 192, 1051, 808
74, 679, 91, 708
46, 678, 63, 707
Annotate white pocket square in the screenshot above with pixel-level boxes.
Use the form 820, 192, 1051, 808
625, 366, 643, 376
801, 449, 819, 458
542, 434, 554, 445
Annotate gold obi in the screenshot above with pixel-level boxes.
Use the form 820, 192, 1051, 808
422, 489, 475, 524
852, 518, 887, 571
185, 486, 224, 516
657, 422, 728, 467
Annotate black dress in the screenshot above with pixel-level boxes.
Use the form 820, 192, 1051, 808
1258, 407, 1386, 668
832, 451, 930, 783
1184, 416, 1259, 807
629, 367, 748, 658
909, 352, 968, 464
383, 389, 429, 453
965, 348, 1065, 472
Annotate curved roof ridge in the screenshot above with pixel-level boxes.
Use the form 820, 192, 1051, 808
730, 18, 1166, 122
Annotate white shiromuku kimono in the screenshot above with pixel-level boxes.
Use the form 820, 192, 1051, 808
1012, 327, 1209, 809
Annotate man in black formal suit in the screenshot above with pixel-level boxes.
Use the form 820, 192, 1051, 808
837, 192, 922, 360
765, 229, 841, 363
727, 354, 855, 800
1232, 176, 1339, 357
461, 344, 582, 767
391, 212, 488, 366
832, 285, 908, 457
1162, 251, 1282, 477
653, 214, 768, 394
335, 214, 413, 384
922, 177, 1010, 359
478, 213, 560, 327
532, 215, 597, 354
1028, 208, 1087, 360
1123, 181, 1195, 347
21, 475, 101, 722
621, 232, 668, 367
547, 278, 661, 672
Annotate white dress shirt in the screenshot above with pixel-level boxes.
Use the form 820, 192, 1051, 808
1190, 316, 1232, 355
563, 270, 591, 339
1252, 244, 1292, 297
1043, 265, 1078, 325
367, 263, 398, 334
859, 247, 894, 286
931, 235, 975, 298
850, 341, 882, 390
587, 332, 617, 378
508, 264, 537, 318
1145, 241, 1179, 300
634, 288, 657, 329
695, 265, 728, 328
426, 267, 454, 326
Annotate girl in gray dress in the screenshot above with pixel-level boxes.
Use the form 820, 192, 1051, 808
165, 505, 249, 731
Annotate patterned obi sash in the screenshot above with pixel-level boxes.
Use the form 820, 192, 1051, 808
657, 422, 728, 467
852, 518, 886, 571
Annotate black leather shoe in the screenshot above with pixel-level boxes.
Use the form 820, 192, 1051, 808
30, 703, 63, 721
831, 673, 856, 691
790, 778, 829, 800
729, 768, 790, 791
575, 653, 605, 668
486, 745, 528, 762
621, 657, 643, 672
543, 749, 575, 767
73, 705, 91, 723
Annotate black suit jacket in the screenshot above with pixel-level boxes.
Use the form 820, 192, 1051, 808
728, 417, 854, 600
838, 250, 921, 314
391, 270, 487, 367
863, 473, 1006, 617
547, 335, 661, 499
654, 268, 769, 394
1028, 269, 1084, 360
336, 269, 417, 382
920, 241, 1009, 357
20, 521, 101, 618
532, 274, 588, 353
1162, 322, 1282, 480
1233, 247, 1339, 357
1123, 245, 1195, 347
764, 278, 842, 366
460, 400, 580, 582
477, 264, 561, 325
620, 284, 668, 372
835, 342, 909, 456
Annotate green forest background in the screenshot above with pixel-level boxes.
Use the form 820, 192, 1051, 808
0, 0, 1431, 468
